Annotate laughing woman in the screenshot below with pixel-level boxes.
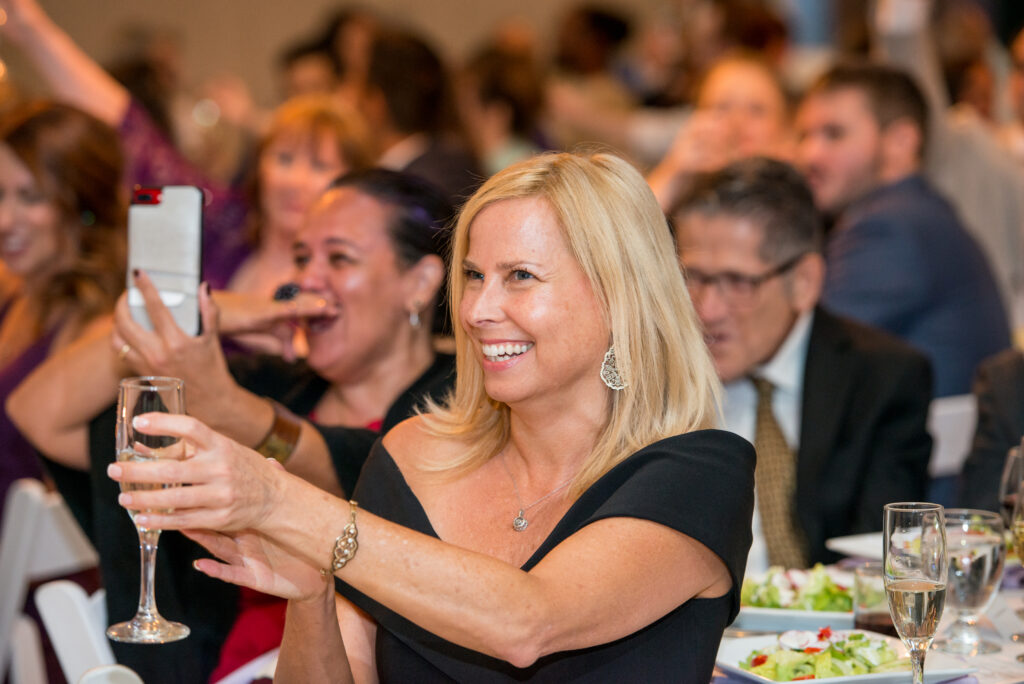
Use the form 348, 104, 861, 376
0, 102, 124, 521
112, 152, 755, 681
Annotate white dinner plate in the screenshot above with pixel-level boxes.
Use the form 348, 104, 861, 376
716, 632, 976, 683
825, 532, 883, 560
734, 606, 853, 632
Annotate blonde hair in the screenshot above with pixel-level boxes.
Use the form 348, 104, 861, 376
247, 94, 372, 245
422, 152, 720, 495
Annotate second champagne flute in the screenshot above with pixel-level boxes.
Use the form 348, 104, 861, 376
883, 502, 947, 684
107, 376, 190, 643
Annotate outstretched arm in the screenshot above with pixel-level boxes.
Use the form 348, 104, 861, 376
1, 0, 129, 126
112, 414, 736, 669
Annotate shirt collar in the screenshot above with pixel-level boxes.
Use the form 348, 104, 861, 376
753, 309, 814, 394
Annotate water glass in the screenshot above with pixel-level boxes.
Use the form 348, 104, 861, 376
854, 561, 897, 637
932, 509, 1005, 655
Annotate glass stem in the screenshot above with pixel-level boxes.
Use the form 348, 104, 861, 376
910, 648, 926, 684
136, 527, 162, 621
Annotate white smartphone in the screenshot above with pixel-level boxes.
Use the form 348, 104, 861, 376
127, 185, 204, 335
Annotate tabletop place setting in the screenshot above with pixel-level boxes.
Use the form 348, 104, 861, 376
716, 496, 1024, 684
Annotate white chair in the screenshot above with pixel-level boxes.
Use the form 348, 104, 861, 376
9, 616, 47, 684
0, 478, 100, 682
35, 581, 115, 683
926, 394, 978, 477
77, 664, 144, 684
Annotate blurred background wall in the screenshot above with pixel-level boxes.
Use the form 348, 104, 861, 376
8, 0, 670, 106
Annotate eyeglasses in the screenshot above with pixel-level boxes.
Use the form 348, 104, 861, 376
683, 252, 806, 307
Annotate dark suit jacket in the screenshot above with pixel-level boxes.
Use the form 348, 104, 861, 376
959, 348, 1024, 513
797, 308, 934, 563
403, 135, 483, 209
821, 174, 1010, 397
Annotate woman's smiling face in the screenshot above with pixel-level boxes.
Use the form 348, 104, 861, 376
0, 143, 65, 281
459, 196, 609, 408
292, 187, 415, 382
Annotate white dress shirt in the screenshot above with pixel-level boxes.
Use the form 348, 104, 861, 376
720, 311, 814, 575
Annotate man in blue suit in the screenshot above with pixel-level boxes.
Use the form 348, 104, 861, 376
795, 62, 1010, 397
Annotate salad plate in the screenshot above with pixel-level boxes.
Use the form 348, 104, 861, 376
737, 565, 854, 631
716, 632, 976, 683
825, 532, 883, 560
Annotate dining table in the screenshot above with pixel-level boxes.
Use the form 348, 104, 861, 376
713, 584, 1024, 684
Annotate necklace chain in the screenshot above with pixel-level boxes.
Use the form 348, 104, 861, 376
500, 452, 574, 532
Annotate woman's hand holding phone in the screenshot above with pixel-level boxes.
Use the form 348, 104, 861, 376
114, 270, 235, 419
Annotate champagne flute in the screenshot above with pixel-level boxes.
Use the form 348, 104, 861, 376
883, 502, 947, 684
106, 376, 190, 643
932, 509, 1005, 655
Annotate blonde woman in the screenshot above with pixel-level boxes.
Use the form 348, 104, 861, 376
110, 152, 754, 681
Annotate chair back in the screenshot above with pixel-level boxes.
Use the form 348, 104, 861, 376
35, 581, 114, 682
927, 394, 978, 477
77, 664, 144, 684
0, 479, 99, 679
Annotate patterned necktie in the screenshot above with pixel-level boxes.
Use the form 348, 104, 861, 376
752, 376, 808, 569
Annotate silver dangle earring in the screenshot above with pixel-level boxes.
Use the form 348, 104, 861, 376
600, 346, 627, 390
409, 302, 422, 329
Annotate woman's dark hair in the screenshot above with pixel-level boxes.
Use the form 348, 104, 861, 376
330, 168, 454, 333
464, 47, 543, 138
367, 29, 453, 136
0, 101, 127, 334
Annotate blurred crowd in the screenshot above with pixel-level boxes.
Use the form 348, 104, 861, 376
3, 0, 1024, 681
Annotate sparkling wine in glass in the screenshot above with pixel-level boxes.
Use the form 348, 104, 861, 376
884, 502, 947, 684
932, 509, 1005, 655
106, 376, 190, 644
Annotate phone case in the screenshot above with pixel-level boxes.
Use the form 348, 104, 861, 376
127, 186, 204, 335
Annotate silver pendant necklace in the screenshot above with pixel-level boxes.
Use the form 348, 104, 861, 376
500, 452, 574, 532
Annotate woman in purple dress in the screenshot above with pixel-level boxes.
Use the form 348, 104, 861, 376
0, 101, 126, 521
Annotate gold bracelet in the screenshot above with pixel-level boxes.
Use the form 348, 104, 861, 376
254, 399, 302, 464
321, 500, 359, 578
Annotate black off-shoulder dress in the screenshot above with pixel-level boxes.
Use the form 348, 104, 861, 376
337, 428, 755, 683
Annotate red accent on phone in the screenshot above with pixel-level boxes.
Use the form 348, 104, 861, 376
132, 187, 163, 205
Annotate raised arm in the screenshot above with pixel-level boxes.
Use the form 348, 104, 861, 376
0, 0, 129, 126
111, 415, 743, 670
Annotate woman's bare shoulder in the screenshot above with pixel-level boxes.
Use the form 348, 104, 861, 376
382, 415, 464, 472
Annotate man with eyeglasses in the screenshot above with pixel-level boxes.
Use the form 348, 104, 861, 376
674, 157, 932, 571
795, 62, 1010, 398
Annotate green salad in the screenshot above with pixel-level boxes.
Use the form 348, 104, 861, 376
741, 564, 853, 613
740, 628, 910, 681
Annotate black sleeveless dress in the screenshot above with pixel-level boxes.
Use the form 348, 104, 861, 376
338, 429, 755, 682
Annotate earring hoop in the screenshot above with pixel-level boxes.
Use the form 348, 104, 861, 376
600, 346, 627, 390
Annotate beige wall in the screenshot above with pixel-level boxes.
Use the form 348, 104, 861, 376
14, 0, 669, 106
